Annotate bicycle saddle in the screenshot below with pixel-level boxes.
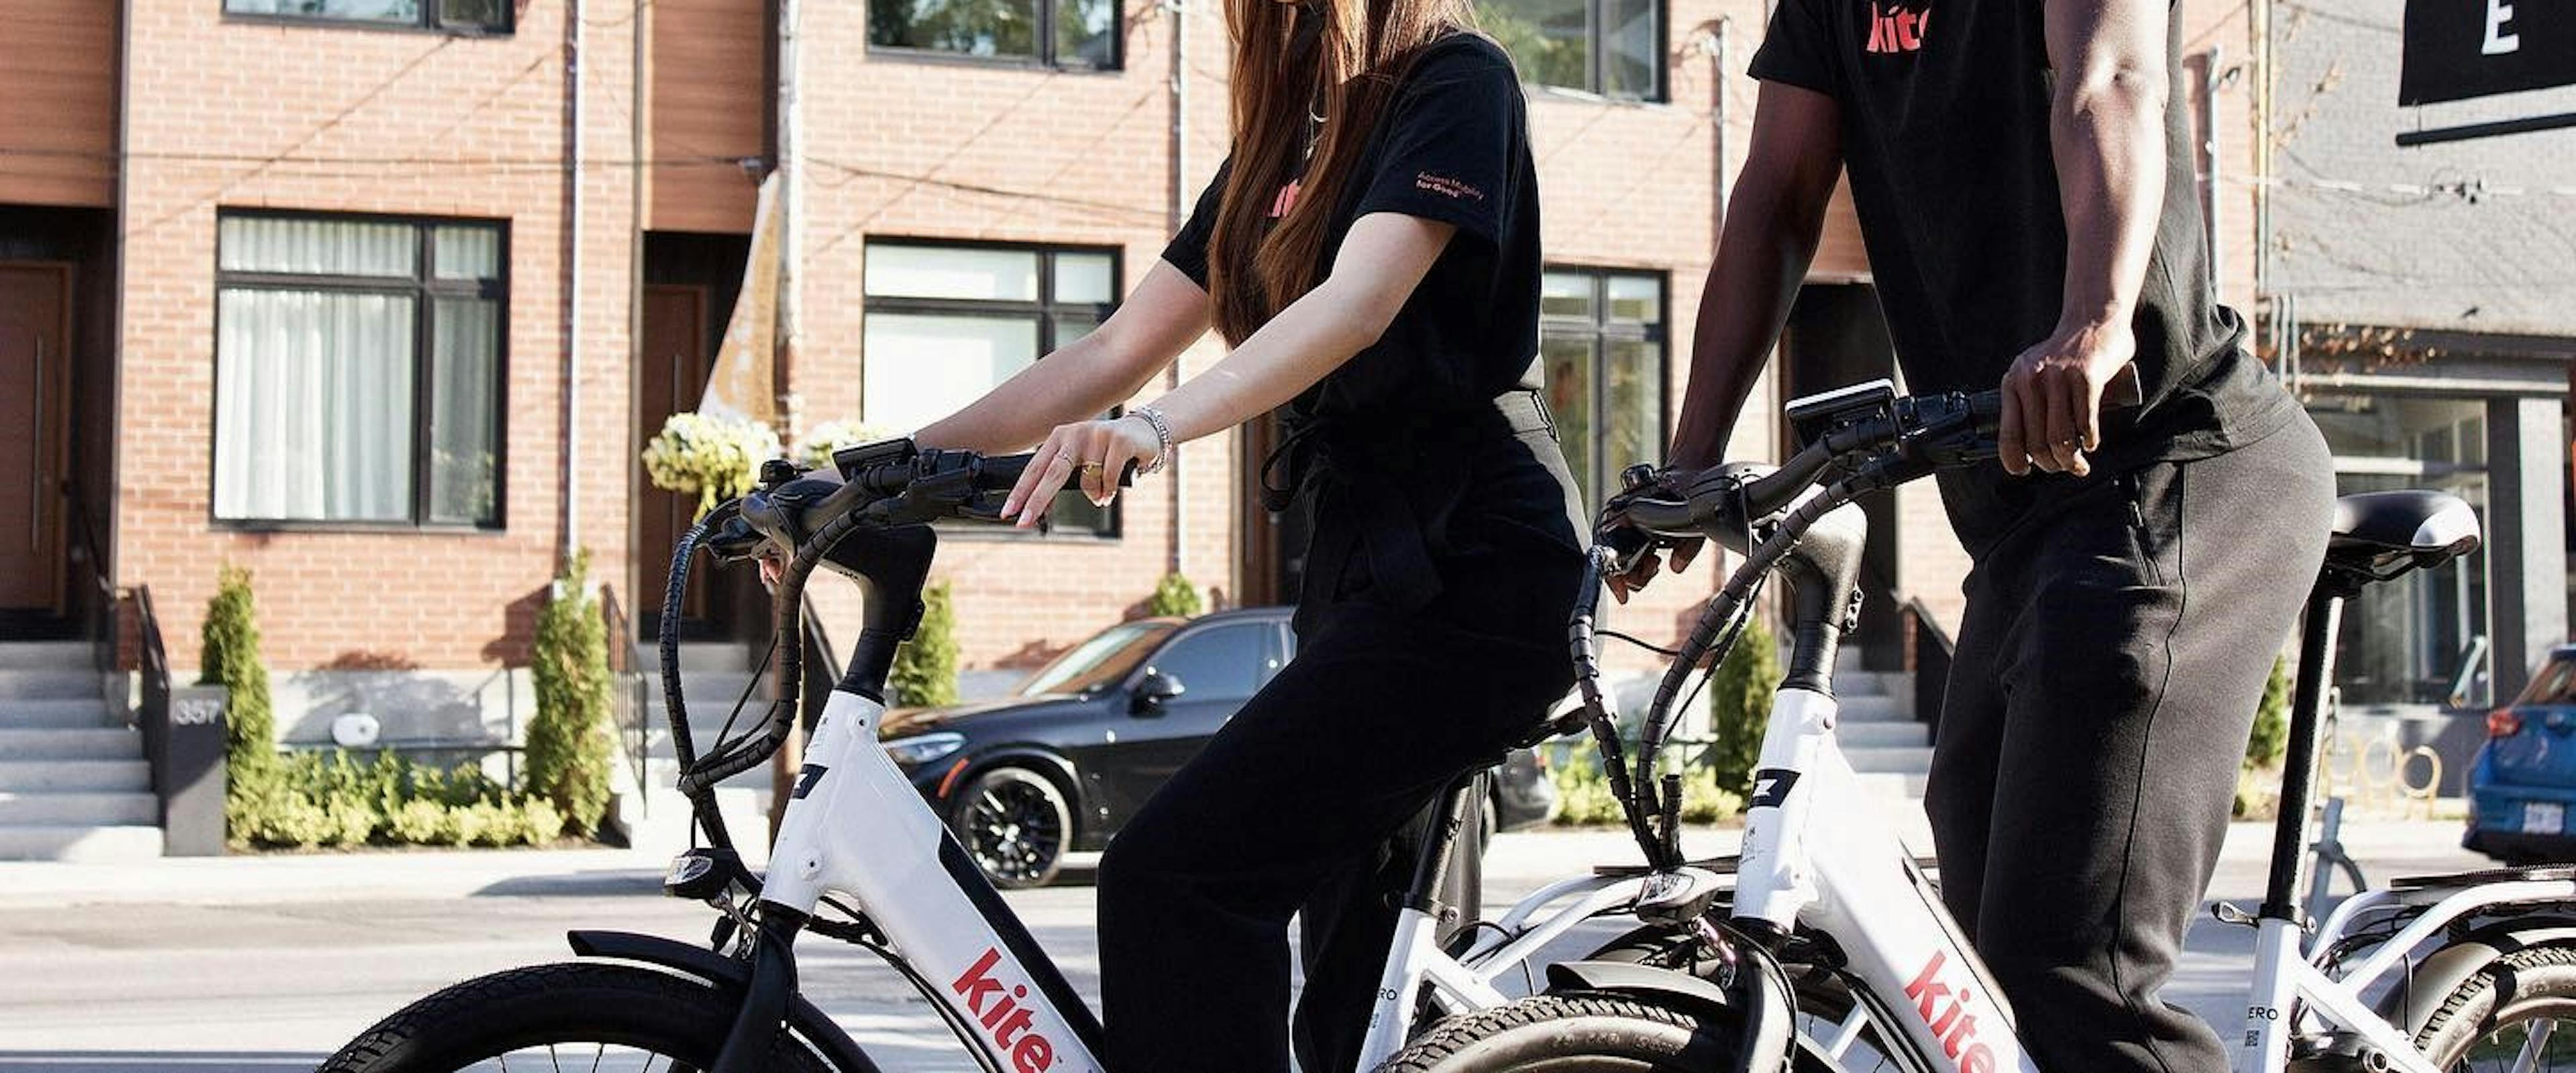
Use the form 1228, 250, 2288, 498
2322, 490, 2481, 586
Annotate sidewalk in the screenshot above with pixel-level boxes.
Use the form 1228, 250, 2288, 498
0, 815, 2479, 909
0, 845, 674, 908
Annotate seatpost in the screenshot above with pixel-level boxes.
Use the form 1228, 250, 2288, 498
1401, 773, 1484, 925
2261, 589, 2345, 923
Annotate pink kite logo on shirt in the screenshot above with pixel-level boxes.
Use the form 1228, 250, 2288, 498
1864, 1, 1931, 53
1413, 172, 1487, 201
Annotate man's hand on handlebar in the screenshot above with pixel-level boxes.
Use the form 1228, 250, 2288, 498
1996, 321, 2139, 479
1598, 470, 1702, 605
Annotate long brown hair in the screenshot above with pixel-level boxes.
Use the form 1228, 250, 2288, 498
1205, 0, 1477, 345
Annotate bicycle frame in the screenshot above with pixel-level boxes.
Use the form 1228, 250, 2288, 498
705, 472, 1682, 1073
1703, 497, 2560, 1073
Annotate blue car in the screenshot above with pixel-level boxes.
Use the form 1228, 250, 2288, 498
2467, 644, 2576, 864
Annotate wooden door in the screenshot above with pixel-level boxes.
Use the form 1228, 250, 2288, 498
0, 264, 70, 616
639, 284, 714, 624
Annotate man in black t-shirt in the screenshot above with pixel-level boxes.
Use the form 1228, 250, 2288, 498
1610, 0, 2337, 1068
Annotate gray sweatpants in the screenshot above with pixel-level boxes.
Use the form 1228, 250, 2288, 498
1925, 414, 2334, 1072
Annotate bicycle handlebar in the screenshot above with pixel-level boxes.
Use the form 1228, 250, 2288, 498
1613, 388, 2003, 548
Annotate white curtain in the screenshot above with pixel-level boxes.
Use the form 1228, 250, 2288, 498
427, 298, 498, 524
214, 288, 417, 521
218, 215, 415, 277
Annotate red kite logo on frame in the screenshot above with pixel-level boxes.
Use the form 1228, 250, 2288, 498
953, 948, 1059, 1072
1866, 1, 1932, 53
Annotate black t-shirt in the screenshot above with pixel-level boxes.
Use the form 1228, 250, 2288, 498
1161, 32, 1545, 420
1161, 33, 1583, 636
1750, 0, 2297, 554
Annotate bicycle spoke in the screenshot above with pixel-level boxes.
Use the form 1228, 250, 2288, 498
2512, 1018, 2557, 1073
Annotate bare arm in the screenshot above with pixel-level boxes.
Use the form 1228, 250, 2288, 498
1667, 80, 1847, 473
1997, 0, 2168, 477
1608, 80, 1841, 600
911, 262, 1214, 453
998, 213, 1457, 525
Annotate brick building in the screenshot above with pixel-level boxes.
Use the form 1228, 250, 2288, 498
0, 0, 2263, 852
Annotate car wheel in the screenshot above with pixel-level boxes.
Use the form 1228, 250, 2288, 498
948, 766, 1073, 890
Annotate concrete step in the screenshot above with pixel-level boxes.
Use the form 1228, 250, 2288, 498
1837, 695, 1912, 722
635, 642, 759, 676
1843, 746, 1934, 777
1853, 772, 1931, 799
0, 669, 102, 700
1837, 721, 1931, 749
0, 824, 164, 862
0, 699, 117, 729
0, 642, 93, 671
0, 728, 142, 760
0, 791, 158, 826
0, 760, 151, 793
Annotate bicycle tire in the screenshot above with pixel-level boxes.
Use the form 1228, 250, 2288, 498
2414, 940, 2576, 1068
1369, 994, 1745, 1072
319, 962, 837, 1073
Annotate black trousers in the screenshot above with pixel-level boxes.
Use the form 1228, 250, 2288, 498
1094, 594, 1574, 1072
1924, 416, 2334, 1073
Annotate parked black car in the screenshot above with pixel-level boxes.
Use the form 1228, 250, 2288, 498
877, 607, 1560, 887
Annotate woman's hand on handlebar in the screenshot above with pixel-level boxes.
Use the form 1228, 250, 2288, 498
1001, 416, 1159, 527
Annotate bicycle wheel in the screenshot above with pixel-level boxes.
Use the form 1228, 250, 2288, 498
320, 962, 837, 1073
1371, 995, 1748, 1072
2417, 942, 2576, 1070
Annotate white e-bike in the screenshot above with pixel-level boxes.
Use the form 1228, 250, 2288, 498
321, 441, 1739, 1073
1376, 380, 2575, 1073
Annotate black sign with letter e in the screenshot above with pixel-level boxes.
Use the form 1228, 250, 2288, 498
2402, 0, 2576, 105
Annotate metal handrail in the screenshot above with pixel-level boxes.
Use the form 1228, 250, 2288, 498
599, 584, 649, 813
60, 475, 116, 676
1895, 595, 1956, 735
132, 585, 174, 793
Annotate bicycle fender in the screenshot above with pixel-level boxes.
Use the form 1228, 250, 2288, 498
567, 929, 885, 1072
1546, 957, 1795, 1073
2371, 917, 2576, 1037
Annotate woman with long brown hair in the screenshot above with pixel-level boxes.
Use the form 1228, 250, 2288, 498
906, 0, 1579, 1064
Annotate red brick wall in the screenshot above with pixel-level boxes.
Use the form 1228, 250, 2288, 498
115, 0, 640, 671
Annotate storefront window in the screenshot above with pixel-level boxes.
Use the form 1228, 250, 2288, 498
2310, 394, 2493, 708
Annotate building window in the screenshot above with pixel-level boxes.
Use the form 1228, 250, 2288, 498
223, 0, 512, 34
867, 0, 1119, 69
2311, 394, 2493, 708
861, 240, 1120, 537
1540, 268, 1667, 512
214, 213, 506, 528
1479, 0, 1662, 100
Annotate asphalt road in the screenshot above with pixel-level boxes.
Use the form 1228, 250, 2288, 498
0, 820, 2492, 1072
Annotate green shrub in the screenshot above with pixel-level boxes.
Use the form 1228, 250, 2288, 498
1679, 767, 1745, 824
228, 749, 570, 850
527, 551, 616, 834
1550, 748, 1625, 826
890, 581, 960, 708
1550, 746, 1744, 826
2247, 655, 2292, 769
203, 565, 280, 844
1147, 573, 1204, 618
1705, 615, 1782, 794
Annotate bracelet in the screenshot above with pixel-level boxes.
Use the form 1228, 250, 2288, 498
1130, 406, 1175, 475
